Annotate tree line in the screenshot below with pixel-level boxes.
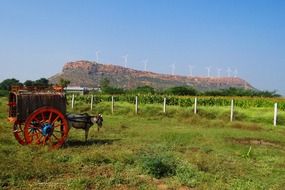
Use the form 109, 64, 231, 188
0, 77, 281, 98
0, 78, 49, 90
99, 78, 281, 98
0, 78, 49, 96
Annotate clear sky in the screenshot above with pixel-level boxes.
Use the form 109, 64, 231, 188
1, 0, 285, 95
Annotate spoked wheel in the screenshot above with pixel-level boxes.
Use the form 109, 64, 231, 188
24, 107, 69, 149
13, 120, 26, 145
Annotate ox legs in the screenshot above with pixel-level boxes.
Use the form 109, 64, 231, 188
85, 128, 90, 142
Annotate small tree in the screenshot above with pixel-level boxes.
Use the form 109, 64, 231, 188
132, 86, 155, 94
0, 78, 22, 90
165, 86, 197, 96
103, 86, 125, 95
24, 80, 34, 87
34, 78, 49, 87
59, 78, 71, 88
100, 78, 110, 89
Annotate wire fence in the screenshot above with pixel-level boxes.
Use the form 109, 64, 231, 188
68, 94, 285, 127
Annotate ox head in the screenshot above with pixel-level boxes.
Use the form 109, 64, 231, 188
91, 114, 103, 128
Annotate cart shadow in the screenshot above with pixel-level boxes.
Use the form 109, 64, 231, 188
63, 138, 120, 147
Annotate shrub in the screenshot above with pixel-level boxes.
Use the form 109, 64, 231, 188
140, 154, 177, 178
165, 86, 198, 96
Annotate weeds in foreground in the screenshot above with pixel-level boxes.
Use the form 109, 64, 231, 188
1, 98, 285, 189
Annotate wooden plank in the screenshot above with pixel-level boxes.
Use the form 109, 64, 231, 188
16, 93, 66, 121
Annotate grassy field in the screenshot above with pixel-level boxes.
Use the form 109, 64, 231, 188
1, 97, 285, 189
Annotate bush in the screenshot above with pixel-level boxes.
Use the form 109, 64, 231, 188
140, 154, 177, 179
165, 86, 198, 96
204, 87, 281, 98
102, 86, 125, 95
130, 86, 155, 94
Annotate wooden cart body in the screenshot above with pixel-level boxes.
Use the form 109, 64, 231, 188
8, 89, 66, 122
8, 86, 69, 148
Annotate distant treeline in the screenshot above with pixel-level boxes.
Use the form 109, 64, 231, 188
100, 85, 281, 98
0, 77, 281, 98
97, 78, 281, 98
0, 78, 50, 96
0, 78, 49, 89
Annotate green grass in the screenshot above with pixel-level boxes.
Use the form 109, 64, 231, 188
1, 97, 285, 189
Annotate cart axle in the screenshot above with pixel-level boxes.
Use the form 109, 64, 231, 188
42, 123, 52, 136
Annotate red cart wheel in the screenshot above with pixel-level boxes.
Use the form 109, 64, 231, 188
24, 107, 69, 149
13, 120, 26, 145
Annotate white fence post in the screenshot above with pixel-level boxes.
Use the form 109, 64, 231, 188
274, 103, 278, 126
111, 96, 114, 114
163, 97, 166, 113
135, 96, 138, 114
194, 97, 197, 114
90, 95, 93, 111
230, 99, 234, 122
71, 94, 75, 109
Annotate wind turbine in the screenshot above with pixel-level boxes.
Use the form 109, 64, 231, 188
244, 81, 247, 89
188, 65, 194, 77
233, 68, 238, 78
142, 59, 148, 71
95, 50, 100, 63
205, 66, 211, 77
226, 67, 232, 77
171, 63, 175, 75
122, 54, 128, 68
217, 68, 222, 78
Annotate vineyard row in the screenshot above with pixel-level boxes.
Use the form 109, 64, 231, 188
66, 94, 285, 110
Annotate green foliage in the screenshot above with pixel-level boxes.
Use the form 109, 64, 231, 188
99, 77, 125, 94
176, 162, 202, 188
102, 86, 125, 95
130, 85, 155, 94
0, 78, 22, 90
59, 78, 71, 88
204, 87, 281, 98
0, 76, 282, 98
140, 153, 177, 178
34, 78, 49, 87
23, 80, 34, 87
139, 153, 203, 187
0, 90, 8, 97
82, 153, 112, 165
23, 78, 50, 87
68, 178, 92, 189
0, 77, 54, 90
165, 86, 198, 96
1, 97, 285, 189
67, 94, 285, 111
100, 77, 110, 89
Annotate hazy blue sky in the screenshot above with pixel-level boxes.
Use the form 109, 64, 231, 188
1, 0, 285, 94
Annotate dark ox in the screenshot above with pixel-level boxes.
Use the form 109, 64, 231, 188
66, 113, 103, 141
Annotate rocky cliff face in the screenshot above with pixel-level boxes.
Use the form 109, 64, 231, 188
49, 60, 254, 90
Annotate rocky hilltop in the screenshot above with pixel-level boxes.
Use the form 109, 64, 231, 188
49, 60, 254, 90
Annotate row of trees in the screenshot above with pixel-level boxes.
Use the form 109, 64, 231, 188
99, 78, 281, 97
0, 78, 71, 96
0, 77, 281, 98
0, 78, 50, 90
0, 78, 71, 91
